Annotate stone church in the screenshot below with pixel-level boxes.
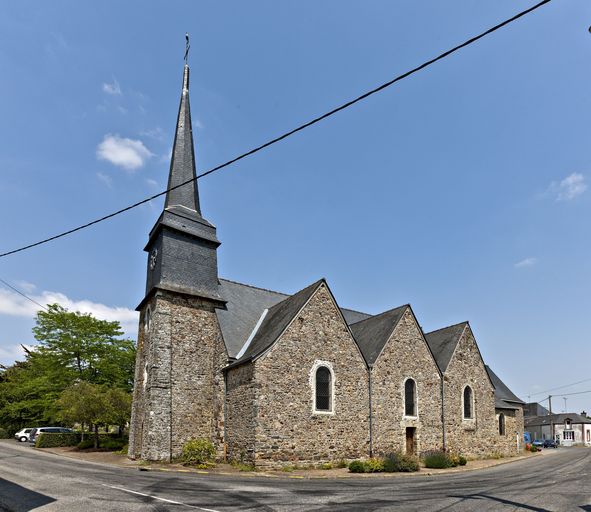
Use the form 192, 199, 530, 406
128, 62, 524, 467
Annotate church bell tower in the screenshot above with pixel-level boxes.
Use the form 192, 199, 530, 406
129, 41, 227, 461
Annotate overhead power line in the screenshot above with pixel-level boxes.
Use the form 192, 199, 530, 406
0, 278, 47, 311
0, 0, 552, 260
528, 377, 591, 398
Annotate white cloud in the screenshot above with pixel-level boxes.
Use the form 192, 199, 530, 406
146, 178, 159, 188
96, 134, 153, 171
0, 287, 138, 337
15, 281, 36, 293
545, 173, 587, 202
514, 257, 537, 268
96, 171, 113, 187
102, 78, 122, 96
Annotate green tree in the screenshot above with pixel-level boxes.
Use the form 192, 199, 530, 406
0, 304, 136, 435
32, 304, 135, 390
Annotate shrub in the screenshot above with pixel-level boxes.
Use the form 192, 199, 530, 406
448, 454, 460, 467
423, 450, 454, 469
181, 439, 215, 467
35, 433, 81, 448
384, 452, 420, 473
77, 439, 95, 450
530, 445, 540, 453
0, 428, 10, 439
348, 460, 366, 473
101, 438, 127, 451
364, 458, 384, 473
335, 459, 348, 469
458, 455, 467, 466
319, 462, 333, 470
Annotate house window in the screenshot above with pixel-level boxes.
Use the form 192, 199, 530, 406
315, 366, 332, 412
587, 430, 590, 442
565, 419, 571, 429
404, 379, 417, 417
564, 430, 574, 441
463, 386, 473, 419
498, 413, 505, 435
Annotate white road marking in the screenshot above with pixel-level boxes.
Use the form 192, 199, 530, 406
102, 484, 222, 512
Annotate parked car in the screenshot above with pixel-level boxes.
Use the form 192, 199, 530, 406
532, 440, 544, 448
543, 439, 558, 448
14, 428, 34, 442
28, 427, 74, 444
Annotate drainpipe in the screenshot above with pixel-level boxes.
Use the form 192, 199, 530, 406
223, 370, 228, 461
441, 376, 447, 452
368, 366, 373, 458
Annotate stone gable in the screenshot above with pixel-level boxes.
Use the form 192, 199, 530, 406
245, 283, 369, 467
443, 325, 496, 457
371, 308, 443, 456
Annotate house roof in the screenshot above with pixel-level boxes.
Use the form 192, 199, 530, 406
485, 365, 524, 410
349, 305, 408, 366
424, 322, 467, 373
525, 413, 591, 427
216, 278, 370, 359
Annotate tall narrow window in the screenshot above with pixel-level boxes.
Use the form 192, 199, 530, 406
315, 366, 331, 412
498, 413, 505, 435
463, 386, 473, 419
405, 379, 417, 416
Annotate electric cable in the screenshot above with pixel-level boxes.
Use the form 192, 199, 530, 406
0, 0, 552, 259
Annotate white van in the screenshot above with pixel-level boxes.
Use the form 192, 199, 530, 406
14, 428, 34, 442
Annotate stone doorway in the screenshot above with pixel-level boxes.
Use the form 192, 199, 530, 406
405, 427, 416, 455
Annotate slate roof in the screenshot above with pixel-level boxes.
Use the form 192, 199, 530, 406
216, 278, 370, 360
424, 322, 467, 373
485, 365, 524, 410
236, 279, 324, 363
349, 305, 408, 366
525, 413, 591, 427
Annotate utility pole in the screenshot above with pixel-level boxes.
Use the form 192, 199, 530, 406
548, 395, 552, 414
563, 397, 568, 413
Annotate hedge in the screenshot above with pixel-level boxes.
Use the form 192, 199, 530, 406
35, 433, 81, 448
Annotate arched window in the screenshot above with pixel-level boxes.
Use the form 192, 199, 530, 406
463, 386, 473, 419
498, 413, 505, 435
404, 379, 417, 416
315, 366, 332, 412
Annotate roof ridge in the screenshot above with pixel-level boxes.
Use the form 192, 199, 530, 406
349, 304, 409, 327
219, 277, 289, 297
424, 320, 468, 336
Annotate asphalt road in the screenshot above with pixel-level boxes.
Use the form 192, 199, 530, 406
0, 440, 590, 511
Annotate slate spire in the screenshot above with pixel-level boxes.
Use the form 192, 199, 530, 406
164, 64, 201, 215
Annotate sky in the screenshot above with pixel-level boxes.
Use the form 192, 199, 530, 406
0, 0, 590, 413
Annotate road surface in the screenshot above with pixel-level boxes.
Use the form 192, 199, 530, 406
0, 440, 589, 511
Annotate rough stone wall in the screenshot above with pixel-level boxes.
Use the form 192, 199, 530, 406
371, 309, 443, 456
493, 407, 524, 455
128, 303, 151, 459
442, 326, 497, 457
225, 362, 257, 463
252, 284, 369, 468
128, 290, 227, 461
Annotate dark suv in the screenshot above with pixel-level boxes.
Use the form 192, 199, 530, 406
28, 427, 74, 444
543, 439, 558, 448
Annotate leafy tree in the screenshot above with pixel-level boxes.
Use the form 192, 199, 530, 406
0, 304, 136, 435
33, 304, 135, 391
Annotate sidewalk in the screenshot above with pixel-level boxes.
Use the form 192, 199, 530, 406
37, 445, 559, 479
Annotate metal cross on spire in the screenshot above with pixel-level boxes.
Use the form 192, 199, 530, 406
184, 32, 190, 64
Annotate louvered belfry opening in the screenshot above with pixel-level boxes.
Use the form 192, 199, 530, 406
315, 367, 331, 411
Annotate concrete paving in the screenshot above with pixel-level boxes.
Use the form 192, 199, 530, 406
0, 440, 590, 511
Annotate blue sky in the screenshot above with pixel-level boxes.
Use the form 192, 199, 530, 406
1, 1, 590, 412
